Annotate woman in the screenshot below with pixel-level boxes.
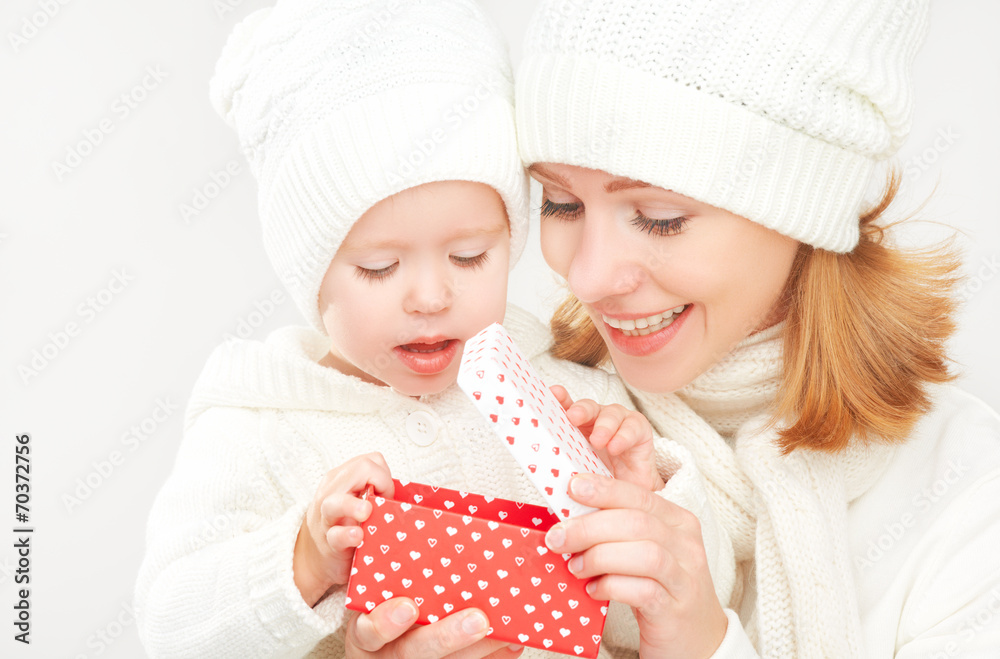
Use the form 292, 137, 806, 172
512, 0, 1000, 657
347, 0, 1000, 657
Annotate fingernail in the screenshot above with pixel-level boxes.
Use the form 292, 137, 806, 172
461, 611, 488, 635
348, 527, 362, 542
545, 525, 565, 551
568, 556, 583, 574
355, 501, 370, 517
391, 600, 417, 625
508, 644, 524, 651
570, 476, 595, 499
585, 581, 596, 597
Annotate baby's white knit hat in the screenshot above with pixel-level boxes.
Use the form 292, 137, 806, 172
210, 0, 529, 332
516, 0, 930, 253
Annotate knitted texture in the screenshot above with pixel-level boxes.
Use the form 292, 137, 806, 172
516, 0, 930, 252
210, 0, 529, 332
629, 328, 896, 658
137, 306, 659, 658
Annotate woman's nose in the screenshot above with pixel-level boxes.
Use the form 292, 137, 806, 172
566, 211, 645, 305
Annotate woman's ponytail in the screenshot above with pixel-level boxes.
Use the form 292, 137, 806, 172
550, 294, 609, 368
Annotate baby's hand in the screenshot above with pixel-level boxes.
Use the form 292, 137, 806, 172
293, 452, 394, 607
551, 385, 664, 492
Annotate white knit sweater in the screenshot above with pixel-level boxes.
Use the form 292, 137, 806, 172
134, 305, 728, 659
629, 325, 1000, 658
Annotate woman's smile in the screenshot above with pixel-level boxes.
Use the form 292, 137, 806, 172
600, 305, 688, 335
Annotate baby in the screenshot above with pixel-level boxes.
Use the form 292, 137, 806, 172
134, 2, 663, 658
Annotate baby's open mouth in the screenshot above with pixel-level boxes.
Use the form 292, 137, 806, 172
393, 339, 460, 375
398, 340, 453, 353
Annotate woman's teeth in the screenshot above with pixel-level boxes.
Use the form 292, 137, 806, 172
603, 306, 687, 336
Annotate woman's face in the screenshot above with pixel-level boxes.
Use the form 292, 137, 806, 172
532, 163, 800, 393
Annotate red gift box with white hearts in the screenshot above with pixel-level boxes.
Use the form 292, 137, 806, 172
346, 479, 608, 657
457, 323, 613, 521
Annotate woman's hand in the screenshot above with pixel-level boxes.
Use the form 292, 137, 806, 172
551, 384, 663, 491
345, 599, 524, 659
545, 474, 728, 659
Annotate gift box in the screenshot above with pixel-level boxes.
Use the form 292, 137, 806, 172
458, 323, 613, 520
346, 479, 608, 657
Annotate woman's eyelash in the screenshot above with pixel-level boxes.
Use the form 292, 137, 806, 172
452, 252, 491, 269
631, 212, 688, 236
543, 196, 688, 236
540, 198, 583, 219
355, 263, 397, 282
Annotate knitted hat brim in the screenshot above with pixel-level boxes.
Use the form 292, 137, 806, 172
516, 54, 872, 253
263, 83, 529, 333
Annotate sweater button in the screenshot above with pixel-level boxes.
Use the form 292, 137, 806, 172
405, 410, 440, 447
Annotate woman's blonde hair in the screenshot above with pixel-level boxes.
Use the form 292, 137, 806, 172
550, 170, 963, 453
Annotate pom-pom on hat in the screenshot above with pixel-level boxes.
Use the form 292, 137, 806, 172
210, 0, 529, 332
516, 0, 930, 253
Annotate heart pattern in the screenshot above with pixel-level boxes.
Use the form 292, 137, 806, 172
458, 324, 613, 520
346, 480, 607, 658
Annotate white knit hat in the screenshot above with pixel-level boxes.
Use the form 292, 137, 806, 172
210, 0, 529, 332
516, 0, 930, 253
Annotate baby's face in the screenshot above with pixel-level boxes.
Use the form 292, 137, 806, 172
318, 180, 511, 397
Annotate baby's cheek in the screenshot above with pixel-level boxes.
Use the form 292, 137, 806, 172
487, 267, 511, 318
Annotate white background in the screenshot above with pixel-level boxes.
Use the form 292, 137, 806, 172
1, 1, 997, 656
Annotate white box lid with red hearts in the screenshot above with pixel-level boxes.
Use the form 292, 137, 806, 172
458, 323, 612, 520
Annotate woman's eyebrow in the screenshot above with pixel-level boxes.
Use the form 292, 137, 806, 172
528, 164, 652, 194
527, 163, 570, 187
604, 178, 651, 193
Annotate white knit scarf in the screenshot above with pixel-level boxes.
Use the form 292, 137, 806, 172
629, 326, 896, 658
